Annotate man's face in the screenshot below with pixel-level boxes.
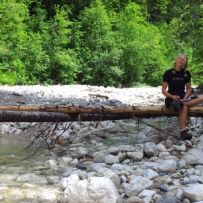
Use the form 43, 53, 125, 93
176, 56, 186, 68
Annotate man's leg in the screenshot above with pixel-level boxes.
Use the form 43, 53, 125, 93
184, 95, 203, 106
179, 105, 192, 140
178, 95, 203, 140
179, 105, 188, 130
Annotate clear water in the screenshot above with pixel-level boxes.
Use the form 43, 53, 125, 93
0, 136, 59, 202
0, 136, 51, 166
102, 117, 179, 146
0, 117, 200, 202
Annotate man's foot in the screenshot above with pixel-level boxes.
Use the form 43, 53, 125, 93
180, 129, 192, 140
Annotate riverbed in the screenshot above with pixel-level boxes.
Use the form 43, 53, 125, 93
0, 85, 202, 203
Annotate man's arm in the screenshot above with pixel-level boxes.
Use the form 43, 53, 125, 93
183, 82, 192, 100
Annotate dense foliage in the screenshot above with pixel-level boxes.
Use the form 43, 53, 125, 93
0, 0, 202, 86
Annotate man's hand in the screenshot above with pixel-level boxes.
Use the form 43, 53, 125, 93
172, 95, 180, 101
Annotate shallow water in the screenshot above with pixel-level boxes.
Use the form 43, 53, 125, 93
102, 117, 179, 146
0, 136, 51, 166
0, 135, 60, 202
0, 117, 201, 202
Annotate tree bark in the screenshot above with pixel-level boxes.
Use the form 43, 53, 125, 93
0, 105, 201, 116
0, 105, 201, 122
0, 111, 132, 122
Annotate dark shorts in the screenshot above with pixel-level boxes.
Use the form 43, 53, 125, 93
165, 97, 173, 109
165, 93, 185, 109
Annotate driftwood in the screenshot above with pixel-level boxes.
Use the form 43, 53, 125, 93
0, 105, 202, 122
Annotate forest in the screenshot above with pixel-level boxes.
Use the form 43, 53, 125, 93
0, 0, 202, 86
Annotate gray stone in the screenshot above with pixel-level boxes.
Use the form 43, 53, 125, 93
93, 151, 107, 163
111, 164, 134, 174
124, 176, 153, 197
119, 145, 136, 152
175, 188, 184, 200
156, 194, 177, 203
45, 159, 57, 170
98, 168, 121, 187
174, 144, 186, 152
64, 175, 121, 203
123, 196, 144, 203
104, 154, 120, 164
144, 142, 159, 158
144, 169, 159, 180
108, 146, 120, 155
159, 152, 171, 159
90, 163, 106, 172
184, 184, 203, 202
189, 175, 202, 184
138, 189, 156, 198
0, 124, 9, 134
157, 159, 177, 173
157, 143, 167, 152
127, 151, 143, 161
118, 152, 126, 162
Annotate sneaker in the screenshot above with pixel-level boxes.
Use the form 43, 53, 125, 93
180, 129, 192, 140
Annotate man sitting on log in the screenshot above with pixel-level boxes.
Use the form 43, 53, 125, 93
162, 54, 192, 140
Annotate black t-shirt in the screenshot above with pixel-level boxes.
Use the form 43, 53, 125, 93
163, 68, 191, 98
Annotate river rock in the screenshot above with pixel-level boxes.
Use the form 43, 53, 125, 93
108, 146, 120, 155
93, 150, 107, 163
104, 154, 119, 164
182, 149, 200, 165
123, 196, 144, 203
157, 143, 167, 152
97, 167, 121, 187
124, 176, 153, 197
127, 151, 143, 161
138, 189, 156, 198
64, 174, 120, 203
144, 169, 159, 180
157, 159, 177, 173
111, 164, 134, 174
184, 184, 203, 201
144, 142, 159, 158
59, 174, 79, 190
45, 159, 57, 170
175, 188, 184, 200
156, 194, 177, 203
189, 175, 202, 184
174, 144, 186, 152
0, 124, 10, 134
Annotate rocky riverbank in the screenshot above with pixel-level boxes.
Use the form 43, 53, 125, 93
0, 85, 202, 203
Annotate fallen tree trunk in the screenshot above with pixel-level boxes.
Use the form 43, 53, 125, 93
0, 105, 202, 116
0, 111, 132, 122
0, 105, 201, 122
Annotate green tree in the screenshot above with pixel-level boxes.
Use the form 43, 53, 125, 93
46, 7, 79, 84
75, 0, 123, 86
117, 3, 168, 86
24, 5, 78, 84
0, 0, 29, 84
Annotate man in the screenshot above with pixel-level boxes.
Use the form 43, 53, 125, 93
162, 54, 192, 140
